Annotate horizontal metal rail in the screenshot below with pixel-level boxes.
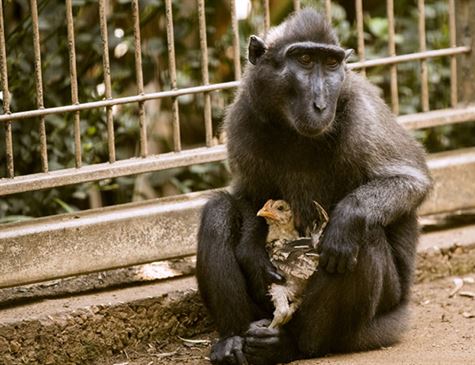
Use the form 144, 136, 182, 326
399, 104, 475, 130
0, 47, 470, 124
347, 46, 470, 69
0, 81, 241, 123
0, 145, 226, 196
1, 104, 475, 196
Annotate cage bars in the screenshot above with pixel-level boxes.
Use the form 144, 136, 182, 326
66, 0, 82, 168
0, 0, 13, 178
197, 0, 213, 147
355, 0, 366, 76
448, 0, 458, 107
325, 0, 331, 23
230, 0, 242, 80
165, 0, 182, 152
418, 0, 429, 112
0, 0, 473, 196
132, 0, 148, 157
386, 0, 399, 115
293, 0, 301, 12
98, 0, 116, 163
30, 0, 48, 172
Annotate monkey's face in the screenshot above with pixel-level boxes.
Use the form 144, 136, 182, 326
248, 36, 352, 138
283, 43, 349, 137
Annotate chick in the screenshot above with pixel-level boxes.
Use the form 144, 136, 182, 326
257, 199, 328, 328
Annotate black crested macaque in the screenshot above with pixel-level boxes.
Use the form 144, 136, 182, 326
196, 8, 431, 365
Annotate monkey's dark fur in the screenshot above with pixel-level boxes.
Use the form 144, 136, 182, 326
197, 8, 431, 365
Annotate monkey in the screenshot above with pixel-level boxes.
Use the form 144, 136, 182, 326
196, 8, 431, 365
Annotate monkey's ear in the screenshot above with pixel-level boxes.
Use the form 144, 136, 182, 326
248, 35, 267, 65
344, 48, 355, 62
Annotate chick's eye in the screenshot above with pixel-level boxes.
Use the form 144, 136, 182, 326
277, 205, 284, 211
297, 53, 313, 66
326, 56, 339, 68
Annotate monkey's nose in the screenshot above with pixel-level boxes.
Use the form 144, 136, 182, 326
313, 101, 327, 112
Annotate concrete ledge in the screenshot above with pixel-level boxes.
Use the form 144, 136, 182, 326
1, 148, 475, 289
0, 226, 474, 365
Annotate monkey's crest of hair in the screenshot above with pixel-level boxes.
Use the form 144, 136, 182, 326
265, 8, 339, 49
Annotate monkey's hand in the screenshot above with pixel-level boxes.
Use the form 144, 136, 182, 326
210, 336, 248, 365
316, 203, 363, 274
244, 319, 299, 365
236, 242, 285, 304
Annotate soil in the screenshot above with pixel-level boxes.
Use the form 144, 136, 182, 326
103, 273, 475, 365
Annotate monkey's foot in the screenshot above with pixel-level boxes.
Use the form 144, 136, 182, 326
210, 336, 248, 365
244, 319, 299, 365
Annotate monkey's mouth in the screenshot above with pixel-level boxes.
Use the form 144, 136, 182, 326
293, 114, 334, 137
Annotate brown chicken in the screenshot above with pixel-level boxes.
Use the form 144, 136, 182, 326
257, 199, 328, 328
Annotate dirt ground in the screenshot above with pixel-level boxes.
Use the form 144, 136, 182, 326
103, 273, 475, 365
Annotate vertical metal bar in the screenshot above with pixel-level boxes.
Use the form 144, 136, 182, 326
66, 0, 82, 168
30, 0, 48, 172
230, 0, 241, 80
0, 0, 13, 177
448, 0, 458, 107
418, 0, 429, 112
197, 0, 213, 147
264, 0, 270, 32
132, 0, 147, 157
456, 1, 475, 105
355, 0, 366, 77
386, 0, 399, 115
165, 0, 181, 152
293, 0, 301, 12
325, 0, 332, 23
98, 0, 116, 163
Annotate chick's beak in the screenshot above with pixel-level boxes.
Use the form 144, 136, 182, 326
257, 208, 277, 220
257, 200, 277, 220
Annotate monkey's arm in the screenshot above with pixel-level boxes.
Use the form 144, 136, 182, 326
318, 164, 431, 274
234, 196, 286, 304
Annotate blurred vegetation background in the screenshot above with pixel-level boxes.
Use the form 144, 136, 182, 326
0, 0, 474, 221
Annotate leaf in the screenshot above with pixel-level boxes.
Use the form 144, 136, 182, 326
53, 198, 77, 213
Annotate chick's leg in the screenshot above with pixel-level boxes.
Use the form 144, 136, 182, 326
269, 284, 292, 329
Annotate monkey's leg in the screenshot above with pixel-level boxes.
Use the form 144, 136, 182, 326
197, 192, 262, 365
294, 218, 417, 357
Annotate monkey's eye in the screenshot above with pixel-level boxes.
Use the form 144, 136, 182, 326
325, 56, 340, 68
297, 53, 313, 66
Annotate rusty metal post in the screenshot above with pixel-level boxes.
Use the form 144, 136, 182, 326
293, 0, 301, 12
230, 0, 241, 80
418, 0, 429, 112
131, 0, 148, 157
324, 0, 331, 23
165, 0, 182, 152
0, 0, 14, 177
98, 0, 116, 163
66, 0, 82, 168
30, 0, 49, 172
264, 0, 270, 32
355, 0, 365, 77
448, 0, 458, 107
456, 0, 475, 105
386, 0, 399, 115
197, 0, 213, 147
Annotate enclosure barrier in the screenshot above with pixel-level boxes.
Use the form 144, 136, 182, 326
1, 0, 475, 289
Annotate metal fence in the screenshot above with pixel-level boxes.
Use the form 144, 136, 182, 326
0, 0, 473, 195
1, 0, 475, 288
